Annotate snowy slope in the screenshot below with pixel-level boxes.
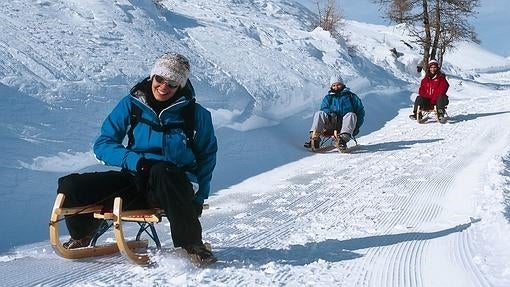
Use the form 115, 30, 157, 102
1, 0, 510, 286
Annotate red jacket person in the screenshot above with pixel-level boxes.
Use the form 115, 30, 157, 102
410, 59, 449, 121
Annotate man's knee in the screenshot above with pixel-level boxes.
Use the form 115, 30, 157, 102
341, 112, 358, 131
416, 96, 433, 110
343, 112, 357, 121
437, 95, 449, 107
57, 173, 87, 207
416, 96, 427, 105
57, 173, 81, 196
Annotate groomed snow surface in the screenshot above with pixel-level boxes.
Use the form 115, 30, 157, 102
1, 0, 510, 286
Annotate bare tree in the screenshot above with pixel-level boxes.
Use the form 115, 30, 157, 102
379, 0, 417, 23
314, 0, 343, 37
375, 0, 480, 70
433, 0, 480, 63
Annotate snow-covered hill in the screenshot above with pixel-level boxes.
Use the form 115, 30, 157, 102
1, 0, 510, 286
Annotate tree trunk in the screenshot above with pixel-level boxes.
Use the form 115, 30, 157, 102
421, 0, 431, 69
430, 0, 441, 60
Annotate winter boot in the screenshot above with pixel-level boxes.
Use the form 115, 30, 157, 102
409, 112, 423, 121
437, 109, 447, 123
63, 235, 93, 249
339, 133, 351, 144
336, 137, 347, 151
304, 132, 320, 149
184, 243, 217, 266
304, 139, 320, 149
334, 133, 349, 151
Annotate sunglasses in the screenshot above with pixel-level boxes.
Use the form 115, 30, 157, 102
153, 75, 179, 89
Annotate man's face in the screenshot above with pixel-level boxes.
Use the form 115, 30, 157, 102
331, 82, 344, 91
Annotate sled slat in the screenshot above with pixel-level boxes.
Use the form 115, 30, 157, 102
55, 205, 104, 215
94, 209, 163, 223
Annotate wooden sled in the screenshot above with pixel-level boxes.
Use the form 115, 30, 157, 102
49, 193, 164, 266
111, 198, 211, 266
416, 105, 448, 124
50, 193, 211, 266
310, 130, 358, 153
111, 197, 162, 265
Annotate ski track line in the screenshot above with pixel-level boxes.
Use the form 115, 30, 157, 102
210, 148, 401, 253
207, 112, 470, 285
6, 120, 434, 284
443, 121, 508, 287
343, 130, 452, 286
383, 163, 466, 286
4, 94, 508, 286
364, 134, 486, 285
455, 231, 492, 287
202, 121, 444, 285
2, 225, 186, 286
196, 150, 408, 285
4, 256, 122, 286
18, 111, 492, 287
0, 240, 121, 286
205, 154, 380, 248
330, 104, 506, 286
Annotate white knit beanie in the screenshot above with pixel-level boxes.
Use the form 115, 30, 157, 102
150, 52, 190, 88
329, 75, 344, 86
428, 59, 439, 67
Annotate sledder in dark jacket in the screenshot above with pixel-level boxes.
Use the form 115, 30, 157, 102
57, 52, 218, 264
304, 75, 365, 149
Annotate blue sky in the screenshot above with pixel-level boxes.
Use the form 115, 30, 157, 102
298, 0, 510, 57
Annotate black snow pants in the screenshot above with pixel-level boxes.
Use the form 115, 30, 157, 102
412, 95, 449, 114
57, 162, 202, 247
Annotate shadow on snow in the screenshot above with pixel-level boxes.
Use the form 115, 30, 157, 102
447, 111, 510, 124
216, 221, 474, 267
351, 138, 442, 154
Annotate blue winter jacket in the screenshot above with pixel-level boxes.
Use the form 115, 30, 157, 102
320, 87, 365, 136
93, 79, 217, 204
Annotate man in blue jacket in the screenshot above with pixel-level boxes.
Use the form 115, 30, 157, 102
304, 75, 365, 150
57, 52, 218, 264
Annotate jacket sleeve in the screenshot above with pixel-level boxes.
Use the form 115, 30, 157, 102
93, 97, 141, 172
320, 95, 333, 114
192, 105, 218, 204
355, 95, 365, 128
418, 78, 427, 97
352, 94, 365, 135
438, 76, 449, 96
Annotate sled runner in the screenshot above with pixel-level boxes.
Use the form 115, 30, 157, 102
49, 193, 163, 265
50, 193, 211, 266
416, 105, 448, 124
309, 130, 358, 153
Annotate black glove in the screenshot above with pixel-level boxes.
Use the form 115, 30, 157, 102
135, 158, 160, 193
192, 200, 203, 217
